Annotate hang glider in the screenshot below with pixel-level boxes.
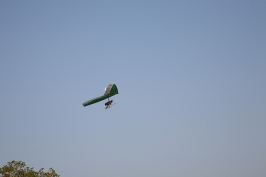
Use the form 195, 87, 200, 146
83, 83, 118, 109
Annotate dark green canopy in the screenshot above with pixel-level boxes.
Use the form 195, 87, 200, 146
83, 84, 118, 107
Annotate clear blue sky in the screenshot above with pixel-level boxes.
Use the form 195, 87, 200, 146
1, 1, 266, 176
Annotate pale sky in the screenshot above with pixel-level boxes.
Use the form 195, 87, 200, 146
1, 1, 266, 177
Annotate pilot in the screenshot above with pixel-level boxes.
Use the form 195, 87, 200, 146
105, 100, 113, 108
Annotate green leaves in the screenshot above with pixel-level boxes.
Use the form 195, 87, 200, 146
0, 161, 59, 177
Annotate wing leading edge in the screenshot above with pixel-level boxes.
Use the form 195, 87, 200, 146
83, 84, 118, 107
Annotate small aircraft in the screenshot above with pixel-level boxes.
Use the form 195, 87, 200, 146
83, 83, 118, 109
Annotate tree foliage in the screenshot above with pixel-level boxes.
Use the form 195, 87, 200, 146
0, 160, 60, 177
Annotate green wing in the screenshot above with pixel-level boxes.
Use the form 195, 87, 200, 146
83, 84, 118, 107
